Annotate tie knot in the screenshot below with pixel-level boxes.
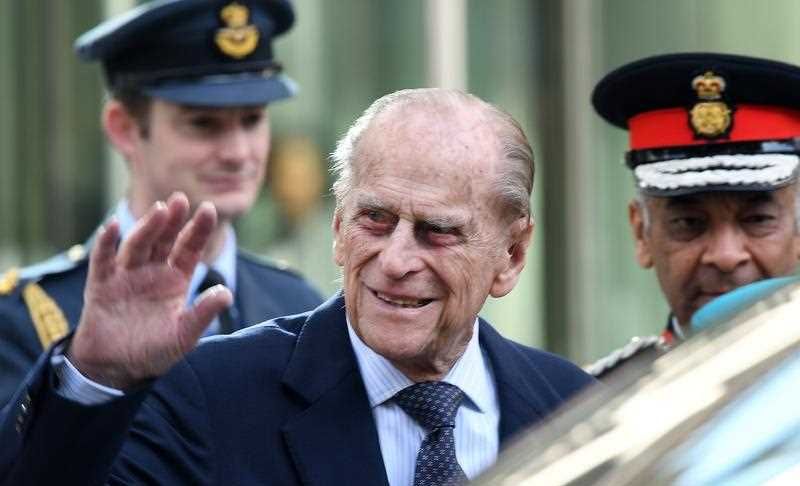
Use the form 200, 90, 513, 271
198, 268, 226, 293
395, 382, 464, 430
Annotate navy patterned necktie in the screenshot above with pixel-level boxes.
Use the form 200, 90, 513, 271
394, 381, 467, 486
197, 268, 234, 334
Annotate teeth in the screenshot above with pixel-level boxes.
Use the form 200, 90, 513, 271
376, 292, 430, 308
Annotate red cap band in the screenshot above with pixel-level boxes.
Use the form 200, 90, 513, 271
628, 104, 800, 150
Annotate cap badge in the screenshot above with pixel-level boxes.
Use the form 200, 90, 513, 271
215, 3, 260, 59
689, 71, 732, 139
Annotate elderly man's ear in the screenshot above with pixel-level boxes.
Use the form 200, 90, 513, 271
332, 211, 345, 267
629, 200, 654, 269
490, 217, 534, 298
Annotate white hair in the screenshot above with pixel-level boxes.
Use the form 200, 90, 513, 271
330, 88, 534, 220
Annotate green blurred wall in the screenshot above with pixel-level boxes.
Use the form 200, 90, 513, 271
0, 1, 105, 264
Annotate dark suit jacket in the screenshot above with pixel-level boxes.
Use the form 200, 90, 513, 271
0, 247, 323, 408
0, 295, 595, 486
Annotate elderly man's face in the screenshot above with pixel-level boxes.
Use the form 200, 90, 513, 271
333, 105, 531, 379
630, 186, 800, 326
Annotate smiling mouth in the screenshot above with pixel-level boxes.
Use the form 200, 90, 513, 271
372, 289, 433, 308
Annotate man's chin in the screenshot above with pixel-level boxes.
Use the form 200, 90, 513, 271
204, 197, 254, 222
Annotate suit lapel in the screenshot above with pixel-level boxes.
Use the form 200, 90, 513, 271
478, 319, 555, 445
281, 294, 389, 486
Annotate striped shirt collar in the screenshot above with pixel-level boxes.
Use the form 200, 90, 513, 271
346, 318, 494, 413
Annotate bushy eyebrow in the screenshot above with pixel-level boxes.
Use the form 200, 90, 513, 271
421, 214, 470, 230
353, 194, 388, 212
351, 194, 470, 229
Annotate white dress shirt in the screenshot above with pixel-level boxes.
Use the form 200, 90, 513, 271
347, 319, 500, 486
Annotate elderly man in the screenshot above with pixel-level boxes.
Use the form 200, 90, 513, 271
0, 0, 323, 406
587, 53, 800, 378
0, 89, 594, 485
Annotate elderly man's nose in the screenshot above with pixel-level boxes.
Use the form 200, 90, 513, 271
379, 225, 425, 279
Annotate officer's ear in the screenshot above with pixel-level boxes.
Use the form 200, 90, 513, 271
490, 216, 534, 298
102, 100, 142, 160
629, 199, 654, 268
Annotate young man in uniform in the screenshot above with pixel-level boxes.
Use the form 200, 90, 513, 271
0, 0, 323, 406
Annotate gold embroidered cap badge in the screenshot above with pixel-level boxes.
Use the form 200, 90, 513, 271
689, 71, 732, 139
215, 2, 260, 59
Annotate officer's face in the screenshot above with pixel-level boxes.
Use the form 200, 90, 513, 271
125, 99, 269, 222
630, 186, 800, 326
332, 103, 531, 380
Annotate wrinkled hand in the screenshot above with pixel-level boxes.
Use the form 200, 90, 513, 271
68, 193, 233, 390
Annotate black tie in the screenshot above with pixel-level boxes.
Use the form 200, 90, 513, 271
394, 382, 467, 486
197, 268, 235, 334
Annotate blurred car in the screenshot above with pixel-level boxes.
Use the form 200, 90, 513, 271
475, 277, 800, 486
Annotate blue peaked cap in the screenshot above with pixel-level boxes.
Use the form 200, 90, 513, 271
75, 0, 297, 106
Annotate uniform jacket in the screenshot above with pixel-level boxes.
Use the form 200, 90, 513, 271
0, 294, 595, 486
585, 316, 678, 380
0, 242, 323, 408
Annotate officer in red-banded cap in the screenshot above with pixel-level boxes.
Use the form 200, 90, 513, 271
587, 53, 800, 379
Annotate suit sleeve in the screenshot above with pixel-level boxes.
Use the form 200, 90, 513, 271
0, 296, 45, 409
0, 345, 149, 486
0, 348, 217, 486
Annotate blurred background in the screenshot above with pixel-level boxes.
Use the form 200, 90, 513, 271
2, 0, 800, 364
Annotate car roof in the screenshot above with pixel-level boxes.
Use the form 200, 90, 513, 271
475, 279, 800, 486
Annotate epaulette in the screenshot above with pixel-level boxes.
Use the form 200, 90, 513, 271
238, 249, 305, 279
18, 244, 88, 282
585, 335, 665, 378
13, 243, 87, 350
22, 282, 70, 350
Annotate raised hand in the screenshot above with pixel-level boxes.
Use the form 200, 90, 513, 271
68, 193, 233, 390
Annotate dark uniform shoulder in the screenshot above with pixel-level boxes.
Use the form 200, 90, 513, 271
585, 335, 667, 380
0, 244, 90, 405
0, 243, 89, 347
17, 243, 89, 284
235, 248, 324, 320
237, 249, 308, 281
0, 243, 89, 298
